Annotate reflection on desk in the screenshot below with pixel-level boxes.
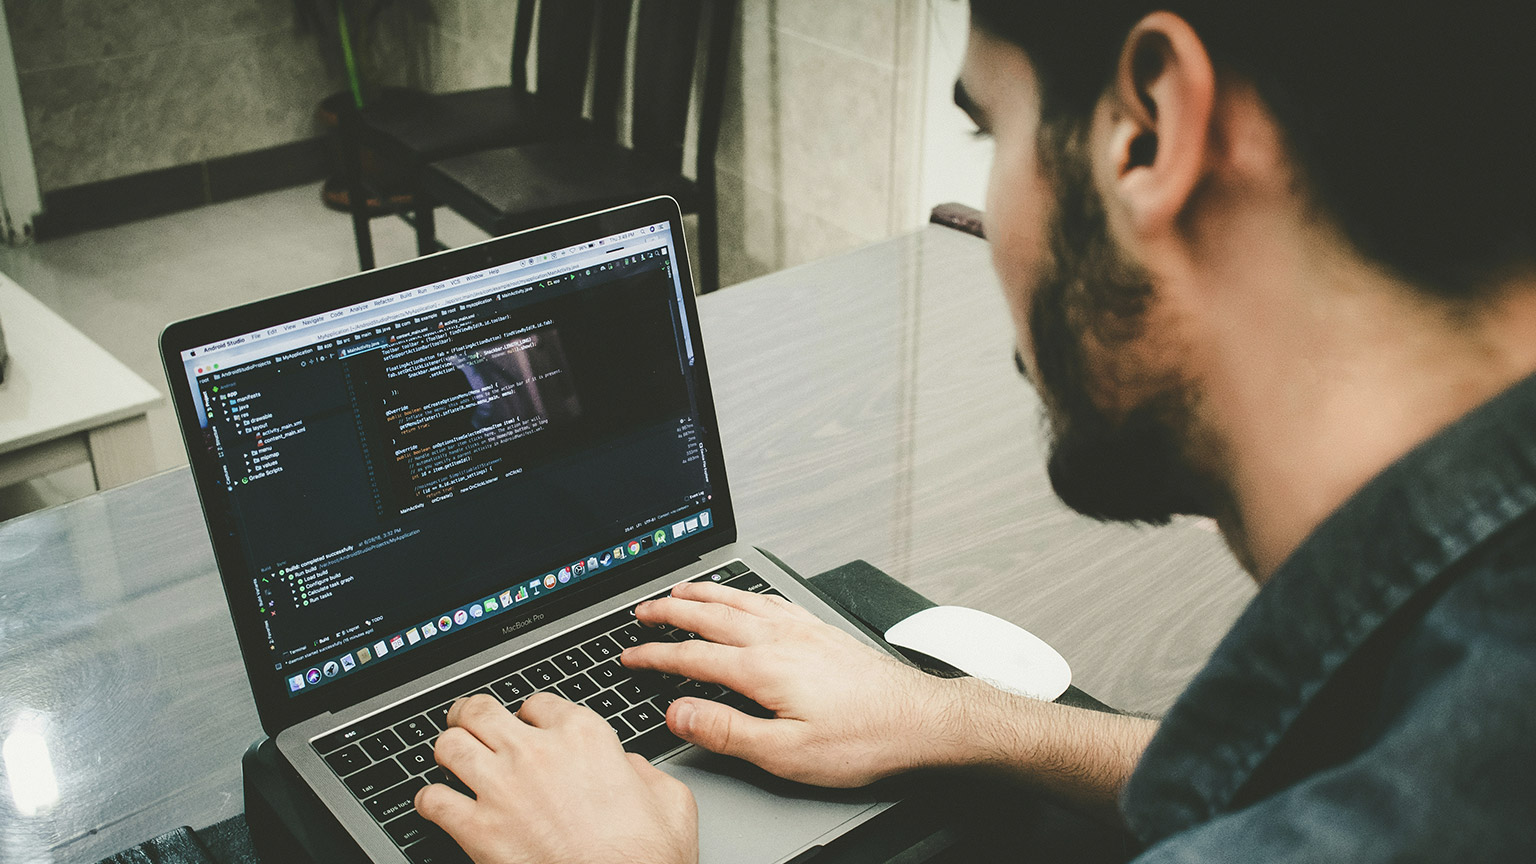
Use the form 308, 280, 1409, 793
0, 226, 1254, 863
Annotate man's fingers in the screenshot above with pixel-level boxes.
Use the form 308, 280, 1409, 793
633, 595, 763, 646
517, 691, 597, 729
621, 639, 745, 689
625, 752, 699, 812
414, 781, 476, 831
432, 726, 497, 793
445, 693, 521, 751
666, 696, 784, 763
665, 580, 820, 622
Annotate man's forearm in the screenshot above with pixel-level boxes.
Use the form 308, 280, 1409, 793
910, 676, 1157, 822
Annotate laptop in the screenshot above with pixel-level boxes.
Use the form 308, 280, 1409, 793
160, 197, 897, 863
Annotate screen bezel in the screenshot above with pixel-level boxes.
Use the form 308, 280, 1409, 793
160, 197, 737, 735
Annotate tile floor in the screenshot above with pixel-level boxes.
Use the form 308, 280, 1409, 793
0, 185, 495, 520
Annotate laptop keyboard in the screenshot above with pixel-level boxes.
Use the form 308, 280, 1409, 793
310, 560, 780, 864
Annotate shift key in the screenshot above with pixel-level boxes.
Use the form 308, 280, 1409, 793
346, 759, 408, 799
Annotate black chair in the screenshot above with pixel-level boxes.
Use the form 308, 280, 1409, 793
415, 0, 736, 293
342, 0, 623, 270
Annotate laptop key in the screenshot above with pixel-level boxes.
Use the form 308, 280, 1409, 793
426, 703, 452, 731
555, 672, 599, 702
346, 759, 408, 799
632, 669, 683, 691
384, 810, 436, 846
606, 714, 634, 739
613, 678, 649, 704
491, 672, 533, 703
721, 690, 774, 718
626, 725, 686, 761
360, 729, 406, 761
313, 712, 396, 755
395, 716, 434, 745
524, 661, 562, 688
323, 743, 369, 776
611, 623, 644, 648
587, 690, 628, 716
364, 777, 426, 823
613, 622, 669, 647
584, 634, 622, 661
398, 743, 435, 775
621, 703, 665, 733
425, 766, 477, 800
692, 569, 731, 584
728, 572, 769, 593
405, 833, 473, 864
588, 661, 631, 688
552, 648, 593, 676
677, 680, 725, 700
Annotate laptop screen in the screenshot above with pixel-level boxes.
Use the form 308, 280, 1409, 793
174, 218, 716, 701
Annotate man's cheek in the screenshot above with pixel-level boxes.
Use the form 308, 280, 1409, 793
991, 261, 1037, 364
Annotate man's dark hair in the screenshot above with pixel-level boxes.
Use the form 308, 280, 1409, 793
968, 0, 1536, 299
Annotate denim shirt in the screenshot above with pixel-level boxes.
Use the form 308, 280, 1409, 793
1119, 372, 1536, 862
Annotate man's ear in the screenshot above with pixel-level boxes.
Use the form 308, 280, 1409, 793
1101, 12, 1216, 236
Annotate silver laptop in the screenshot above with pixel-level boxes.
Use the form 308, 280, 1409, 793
160, 197, 896, 863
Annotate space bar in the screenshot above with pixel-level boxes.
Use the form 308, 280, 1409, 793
626, 725, 686, 760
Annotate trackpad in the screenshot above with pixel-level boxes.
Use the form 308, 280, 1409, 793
659, 747, 893, 864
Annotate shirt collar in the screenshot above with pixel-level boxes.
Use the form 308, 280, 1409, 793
1120, 371, 1536, 842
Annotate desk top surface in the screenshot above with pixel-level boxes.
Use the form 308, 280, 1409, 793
0, 227, 1255, 863
0, 272, 161, 455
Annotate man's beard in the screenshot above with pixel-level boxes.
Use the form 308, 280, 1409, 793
1026, 127, 1214, 524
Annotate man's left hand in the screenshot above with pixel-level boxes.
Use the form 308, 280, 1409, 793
415, 693, 698, 864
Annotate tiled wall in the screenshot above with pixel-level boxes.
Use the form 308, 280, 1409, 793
3, 0, 354, 193
420, 0, 515, 91
716, 0, 925, 284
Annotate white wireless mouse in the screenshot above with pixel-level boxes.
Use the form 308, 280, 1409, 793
884, 606, 1072, 701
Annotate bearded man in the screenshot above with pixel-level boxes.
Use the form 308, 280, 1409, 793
413, 1, 1536, 860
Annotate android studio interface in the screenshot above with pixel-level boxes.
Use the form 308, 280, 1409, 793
180, 224, 716, 696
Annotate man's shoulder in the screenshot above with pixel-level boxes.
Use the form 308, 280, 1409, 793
1381, 509, 1536, 716
1130, 531, 1536, 860
1129, 514, 1536, 863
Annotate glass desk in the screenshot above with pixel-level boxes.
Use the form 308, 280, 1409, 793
0, 226, 1254, 863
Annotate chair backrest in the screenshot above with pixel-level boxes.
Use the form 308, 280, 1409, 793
510, 0, 606, 129
509, 0, 735, 180
605, 0, 737, 180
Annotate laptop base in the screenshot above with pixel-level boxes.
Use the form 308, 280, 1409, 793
240, 554, 938, 864
239, 555, 1138, 864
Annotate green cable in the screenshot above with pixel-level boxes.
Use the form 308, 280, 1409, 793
337, 1, 364, 109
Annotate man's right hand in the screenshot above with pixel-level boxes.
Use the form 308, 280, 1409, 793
621, 580, 966, 788
622, 580, 1157, 819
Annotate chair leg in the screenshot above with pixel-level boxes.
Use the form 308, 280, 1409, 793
414, 198, 438, 257
350, 194, 376, 271
339, 110, 377, 271
698, 198, 721, 294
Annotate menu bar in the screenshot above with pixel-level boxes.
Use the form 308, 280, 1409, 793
183, 222, 671, 366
